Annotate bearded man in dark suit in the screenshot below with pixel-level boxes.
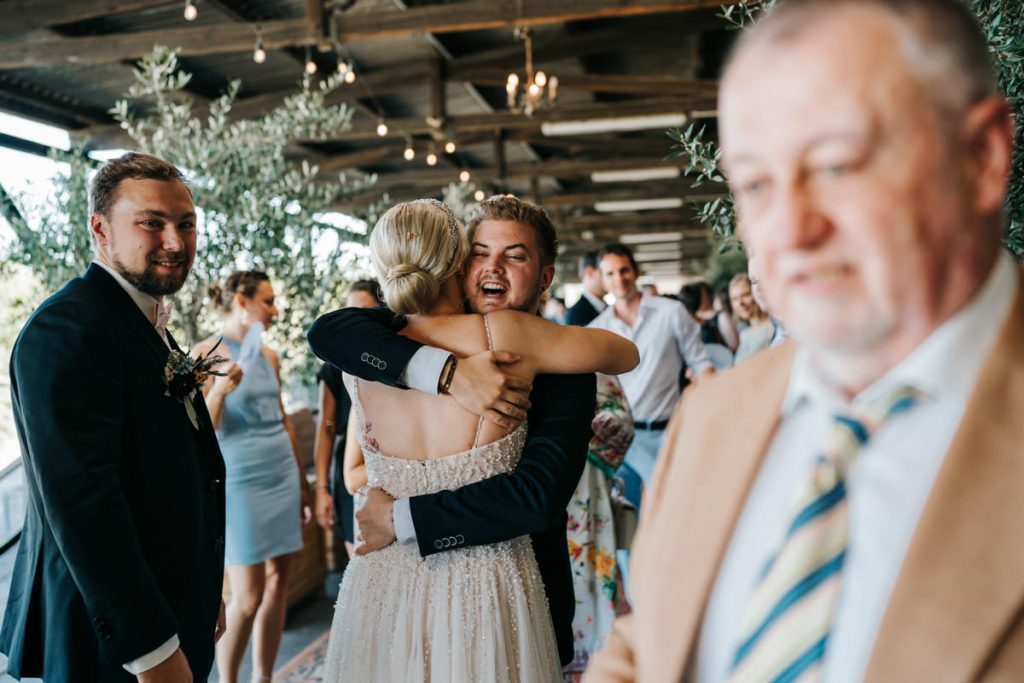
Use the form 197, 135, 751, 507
1, 153, 229, 683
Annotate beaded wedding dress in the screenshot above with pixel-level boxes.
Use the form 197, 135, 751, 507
322, 385, 562, 682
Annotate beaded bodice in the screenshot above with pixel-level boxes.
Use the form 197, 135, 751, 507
362, 423, 527, 499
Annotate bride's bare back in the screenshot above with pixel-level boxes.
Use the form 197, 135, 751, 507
347, 309, 638, 461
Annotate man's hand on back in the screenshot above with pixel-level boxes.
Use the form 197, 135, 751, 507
446, 350, 532, 429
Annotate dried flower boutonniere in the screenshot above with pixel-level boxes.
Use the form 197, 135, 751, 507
164, 338, 228, 430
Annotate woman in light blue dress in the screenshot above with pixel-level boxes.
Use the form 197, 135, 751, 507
195, 270, 311, 683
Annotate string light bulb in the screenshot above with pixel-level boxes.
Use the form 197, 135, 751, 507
183, 0, 198, 21
444, 141, 456, 154
376, 120, 389, 137
403, 145, 415, 161
426, 152, 438, 166
474, 190, 485, 201
252, 28, 266, 64
344, 68, 356, 84
304, 46, 317, 75
459, 170, 470, 183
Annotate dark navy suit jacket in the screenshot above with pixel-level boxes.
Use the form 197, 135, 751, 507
307, 307, 595, 666
0, 264, 226, 682
565, 294, 602, 327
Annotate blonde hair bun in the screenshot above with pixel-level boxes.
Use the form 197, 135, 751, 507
371, 200, 467, 315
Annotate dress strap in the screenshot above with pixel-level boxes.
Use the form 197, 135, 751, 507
470, 315, 494, 450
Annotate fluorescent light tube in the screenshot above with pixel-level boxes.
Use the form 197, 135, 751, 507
620, 231, 684, 244
594, 198, 684, 212
591, 167, 681, 183
541, 113, 687, 136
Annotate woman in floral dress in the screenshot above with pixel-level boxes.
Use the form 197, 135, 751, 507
564, 373, 634, 677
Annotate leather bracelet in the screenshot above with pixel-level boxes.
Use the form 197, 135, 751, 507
439, 354, 458, 394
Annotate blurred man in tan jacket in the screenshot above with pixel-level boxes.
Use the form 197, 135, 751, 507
586, 1, 1023, 681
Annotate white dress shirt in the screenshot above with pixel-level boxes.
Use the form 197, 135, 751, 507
93, 260, 181, 674
696, 253, 1017, 683
589, 293, 712, 422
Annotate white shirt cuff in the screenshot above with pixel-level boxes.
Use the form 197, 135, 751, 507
123, 635, 179, 674
393, 497, 418, 545
399, 346, 451, 395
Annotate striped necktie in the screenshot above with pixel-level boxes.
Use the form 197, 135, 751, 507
727, 386, 920, 683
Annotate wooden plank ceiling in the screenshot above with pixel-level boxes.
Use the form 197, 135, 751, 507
0, 0, 738, 278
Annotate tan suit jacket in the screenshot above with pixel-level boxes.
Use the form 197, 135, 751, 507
586, 281, 1024, 683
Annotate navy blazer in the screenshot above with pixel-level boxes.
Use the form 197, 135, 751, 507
0, 265, 226, 682
307, 306, 595, 667
566, 294, 602, 327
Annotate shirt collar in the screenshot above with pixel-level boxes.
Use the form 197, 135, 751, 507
782, 251, 1017, 416
582, 288, 608, 312
93, 259, 164, 328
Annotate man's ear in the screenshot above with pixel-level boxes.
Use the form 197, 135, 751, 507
539, 264, 556, 294
960, 95, 1013, 216
89, 212, 108, 248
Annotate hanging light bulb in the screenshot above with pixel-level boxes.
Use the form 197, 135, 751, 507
304, 46, 317, 75
506, 73, 519, 93
459, 170, 470, 183
337, 60, 348, 75
444, 141, 456, 154
474, 190, 486, 201
403, 145, 415, 161
183, 0, 198, 21
426, 152, 438, 166
535, 71, 547, 87
344, 68, 356, 84
376, 120, 389, 137
253, 41, 266, 64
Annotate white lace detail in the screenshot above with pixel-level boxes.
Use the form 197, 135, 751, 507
324, 382, 561, 680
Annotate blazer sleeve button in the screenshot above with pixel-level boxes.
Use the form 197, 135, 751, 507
434, 539, 443, 550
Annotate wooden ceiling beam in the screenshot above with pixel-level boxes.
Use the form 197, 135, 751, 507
0, 0, 174, 35
309, 97, 705, 141
461, 69, 718, 97
333, 0, 735, 40
0, 0, 741, 69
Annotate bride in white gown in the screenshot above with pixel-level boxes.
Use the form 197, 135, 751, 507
321, 199, 638, 682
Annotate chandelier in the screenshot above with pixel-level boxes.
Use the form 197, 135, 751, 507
505, 26, 558, 116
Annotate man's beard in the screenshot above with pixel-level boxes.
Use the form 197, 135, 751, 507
112, 253, 191, 296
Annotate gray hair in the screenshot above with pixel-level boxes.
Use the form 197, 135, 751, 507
726, 0, 998, 122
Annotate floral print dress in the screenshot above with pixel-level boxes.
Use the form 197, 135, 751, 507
565, 374, 634, 675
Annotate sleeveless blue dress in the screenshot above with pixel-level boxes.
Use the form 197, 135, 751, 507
217, 337, 303, 566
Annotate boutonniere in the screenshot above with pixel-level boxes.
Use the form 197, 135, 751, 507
164, 338, 227, 430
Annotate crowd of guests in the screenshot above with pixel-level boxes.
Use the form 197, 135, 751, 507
199, 239, 787, 681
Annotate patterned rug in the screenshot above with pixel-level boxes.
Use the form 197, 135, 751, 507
274, 630, 329, 682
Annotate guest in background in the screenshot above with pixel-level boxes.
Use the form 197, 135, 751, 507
749, 256, 787, 348
545, 296, 568, 324
197, 270, 312, 683
641, 283, 659, 297
712, 283, 741, 351
565, 373, 634, 679
314, 279, 382, 560
730, 272, 775, 363
567, 250, 608, 327
680, 281, 735, 370
589, 243, 713, 508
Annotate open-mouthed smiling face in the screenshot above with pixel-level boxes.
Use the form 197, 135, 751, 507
464, 219, 554, 314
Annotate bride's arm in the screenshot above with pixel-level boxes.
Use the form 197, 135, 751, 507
308, 307, 530, 428
488, 310, 639, 376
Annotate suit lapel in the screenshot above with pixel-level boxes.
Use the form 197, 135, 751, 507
83, 264, 170, 367
638, 343, 796, 682
864, 277, 1024, 682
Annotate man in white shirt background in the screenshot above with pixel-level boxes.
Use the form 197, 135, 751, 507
586, 0, 1023, 681
588, 243, 713, 509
